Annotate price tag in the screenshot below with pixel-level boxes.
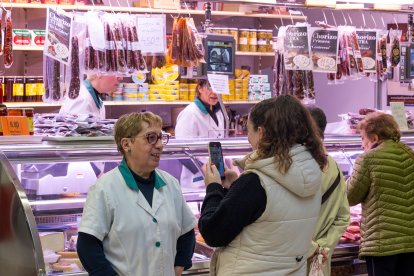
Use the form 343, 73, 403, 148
136, 15, 166, 55
390, 102, 409, 131
207, 74, 230, 95
0, 116, 30, 136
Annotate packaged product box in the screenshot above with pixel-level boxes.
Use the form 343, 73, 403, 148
31, 30, 46, 46
134, 0, 176, 10
249, 75, 269, 84
13, 29, 31, 46
222, 3, 240, 12
260, 83, 271, 92
59, 0, 75, 4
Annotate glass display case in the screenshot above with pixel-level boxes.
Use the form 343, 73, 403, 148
1, 134, 414, 276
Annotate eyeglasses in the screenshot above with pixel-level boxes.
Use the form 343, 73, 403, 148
131, 132, 170, 145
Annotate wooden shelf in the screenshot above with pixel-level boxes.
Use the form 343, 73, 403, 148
13, 45, 43, 51
4, 100, 259, 108
236, 51, 274, 56
2, 3, 306, 20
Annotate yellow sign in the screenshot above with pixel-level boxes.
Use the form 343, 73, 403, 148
0, 116, 30, 136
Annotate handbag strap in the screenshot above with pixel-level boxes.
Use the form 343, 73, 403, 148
321, 166, 341, 205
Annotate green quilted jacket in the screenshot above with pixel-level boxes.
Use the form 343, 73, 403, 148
347, 140, 414, 257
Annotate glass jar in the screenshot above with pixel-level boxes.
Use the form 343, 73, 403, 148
221, 28, 230, 35
36, 77, 45, 102
257, 30, 267, 52
25, 77, 37, 102
8, 108, 22, 116
22, 108, 34, 135
13, 77, 25, 102
4, 77, 14, 102
266, 30, 274, 52
238, 29, 249, 52
248, 29, 257, 52
229, 28, 238, 45
0, 104, 7, 136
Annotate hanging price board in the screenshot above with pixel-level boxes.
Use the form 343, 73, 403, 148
136, 14, 166, 55
0, 116, 30, 136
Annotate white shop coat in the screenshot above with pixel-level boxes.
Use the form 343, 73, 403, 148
60, 80, 106, 119
175, 98, 225, 139
79, 159, 196, 276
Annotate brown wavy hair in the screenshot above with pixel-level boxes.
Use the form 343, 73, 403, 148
358, 112, 401, 142
249, 95, 327, 173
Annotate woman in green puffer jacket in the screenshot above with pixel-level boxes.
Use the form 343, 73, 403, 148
347, 112, 414, 276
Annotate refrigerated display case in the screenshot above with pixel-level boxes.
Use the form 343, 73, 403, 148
1, 134, 414, 276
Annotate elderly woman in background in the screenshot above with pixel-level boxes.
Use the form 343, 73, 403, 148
77, 111, 196, 276
347, 112, 414, 276
199, 95, 328, 275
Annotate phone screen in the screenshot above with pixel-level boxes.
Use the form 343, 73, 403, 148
209, 142, 225, 179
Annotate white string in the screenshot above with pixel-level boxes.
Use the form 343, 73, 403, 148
331, 10, 337, 27
361, 11, 366, 29
370, 12, 377, 29
341, 11, 347, 25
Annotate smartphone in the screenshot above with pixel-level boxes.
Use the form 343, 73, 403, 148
208, 142, 225, 179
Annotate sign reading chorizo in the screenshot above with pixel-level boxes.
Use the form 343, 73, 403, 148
45, 8, 73, 65
284, 26, 312, 71
356, 30, 377, 73
310, 29, 338, 73
136, 15, 166, 55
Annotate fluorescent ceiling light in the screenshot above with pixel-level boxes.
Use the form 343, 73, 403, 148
305, 0, 336, 7
336, 0, 412, 4
373, 3, 402, 10
335, 3, 365, 9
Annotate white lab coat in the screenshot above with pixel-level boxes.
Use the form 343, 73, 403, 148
175, 99, 225, 139
79, 161, 196, 276
59, 81, 106, 119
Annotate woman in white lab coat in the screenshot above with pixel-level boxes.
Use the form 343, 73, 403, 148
60, 74, 122, 119
175, 79, 225, 139
77, 112, 197, 276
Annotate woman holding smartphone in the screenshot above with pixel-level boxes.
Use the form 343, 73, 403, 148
198, 95, 327, 275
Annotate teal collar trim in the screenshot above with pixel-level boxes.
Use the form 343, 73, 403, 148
194, 97, 208, 115
118, 159, 166, 191
84, 80, 103, 109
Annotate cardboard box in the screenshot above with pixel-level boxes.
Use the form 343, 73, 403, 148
222, 3, 240, 12
134, 0, 176, 10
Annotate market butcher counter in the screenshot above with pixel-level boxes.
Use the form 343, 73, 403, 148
1, 134, 414, 275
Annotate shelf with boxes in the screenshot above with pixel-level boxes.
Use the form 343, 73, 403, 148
2, 2, 306, 20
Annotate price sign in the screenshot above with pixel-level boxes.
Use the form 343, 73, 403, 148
136, 15, 166, 55
207, 74, 230, 95
390, 102, 409, 131
0, 116, 30, 136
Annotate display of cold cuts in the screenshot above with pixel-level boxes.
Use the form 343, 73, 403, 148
207, 41, 233, 73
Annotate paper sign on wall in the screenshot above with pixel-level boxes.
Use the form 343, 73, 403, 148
136, 15, 166, 55
390, 102, 409, 131
45, 7, 73, 64
207, 74, 230, 95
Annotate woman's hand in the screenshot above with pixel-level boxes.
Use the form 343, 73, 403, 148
174, 266, 184, 276
204, 160, 222, 187
222, 169, 238, 189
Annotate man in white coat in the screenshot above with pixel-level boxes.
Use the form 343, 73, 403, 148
60, 74, 122, 119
